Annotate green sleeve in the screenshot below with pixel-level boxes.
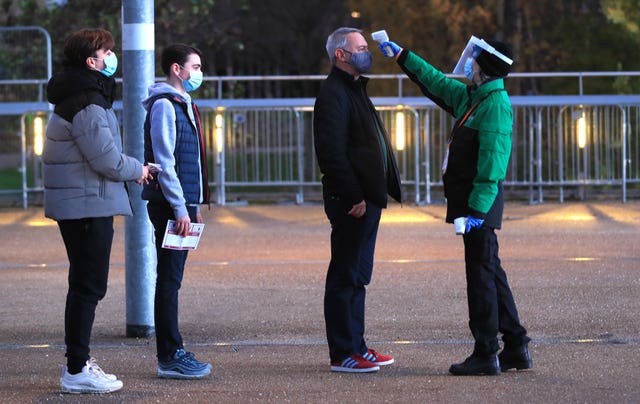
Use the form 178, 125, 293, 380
468, 96, 513, 214
400, 51, 469, 118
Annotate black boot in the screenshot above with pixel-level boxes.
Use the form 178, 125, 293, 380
498, 343, 533, 371
449, 354, 500, 376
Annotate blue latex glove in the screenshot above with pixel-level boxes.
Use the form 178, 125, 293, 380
378, 41, 402, 58
465, 216, 485, 233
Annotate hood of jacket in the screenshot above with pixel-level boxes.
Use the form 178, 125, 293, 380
142, 82, 190, 111
46, 66, 116, 107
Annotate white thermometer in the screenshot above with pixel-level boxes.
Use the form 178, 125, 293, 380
371, 30, 392, 55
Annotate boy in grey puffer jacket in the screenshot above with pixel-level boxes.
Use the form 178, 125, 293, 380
44, 28, 150, 394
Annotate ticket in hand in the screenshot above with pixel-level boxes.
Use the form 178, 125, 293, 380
147, 163, 162, 173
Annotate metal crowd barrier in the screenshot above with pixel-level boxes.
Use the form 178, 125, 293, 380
3, 76, 640, 207
194, 94, 640, 205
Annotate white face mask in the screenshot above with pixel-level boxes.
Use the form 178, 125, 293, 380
464, 57, 475, 82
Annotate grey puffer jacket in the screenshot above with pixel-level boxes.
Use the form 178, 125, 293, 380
43, 67, 142, 220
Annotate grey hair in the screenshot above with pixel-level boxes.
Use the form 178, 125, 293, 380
325, 27, 362, 65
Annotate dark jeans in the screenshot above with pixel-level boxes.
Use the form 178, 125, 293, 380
463, 226, 528, 355
323, 197, 381, 362
147, 202, 196, 362
58, 217, 114, 373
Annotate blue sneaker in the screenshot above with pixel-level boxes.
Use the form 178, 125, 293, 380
157, 349, 212, 379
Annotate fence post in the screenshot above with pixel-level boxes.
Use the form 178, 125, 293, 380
407, 107, 420, 204
621, 106, 627, 203
215, 108, 226, 205
423, 112, 432, 205
295, 109, 305, 204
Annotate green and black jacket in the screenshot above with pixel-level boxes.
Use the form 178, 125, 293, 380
396, 50, 513, 228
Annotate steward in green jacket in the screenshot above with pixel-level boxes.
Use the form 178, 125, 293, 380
379, 36, 532, 377
393, 45, 512, 228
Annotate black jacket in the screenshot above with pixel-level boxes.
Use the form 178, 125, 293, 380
313, 67, 402, 208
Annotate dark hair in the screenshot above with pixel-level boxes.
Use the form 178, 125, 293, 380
160, 43, 202, 76
63, 28, 115, 67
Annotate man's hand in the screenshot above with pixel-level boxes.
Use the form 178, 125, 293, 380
136, 165, 153, 185
174, 214, 191, 237
348, 200, 366, 218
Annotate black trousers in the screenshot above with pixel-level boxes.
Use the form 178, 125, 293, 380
323, 197, 381, 362
463, 226, 528, 355
147, 202, 197, 362
58, 217, 114, 373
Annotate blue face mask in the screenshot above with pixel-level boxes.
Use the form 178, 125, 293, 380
182, 69, 203, 92
464, 57, 475, 82
343, 49, 373, 74
94, 52, 118, 77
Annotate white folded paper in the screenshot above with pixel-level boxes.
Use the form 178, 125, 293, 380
161, 220, 204, 250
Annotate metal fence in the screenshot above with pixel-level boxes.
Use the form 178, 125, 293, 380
194, 95, 640, 205
2, 74, 640, 207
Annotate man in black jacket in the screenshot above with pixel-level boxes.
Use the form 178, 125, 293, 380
313, 27, 402, 373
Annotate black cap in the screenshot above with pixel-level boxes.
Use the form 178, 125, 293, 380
475, 40, 513, 77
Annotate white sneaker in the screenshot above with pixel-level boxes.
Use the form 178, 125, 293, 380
86, 358, 118, 381
60, 358, 123, 394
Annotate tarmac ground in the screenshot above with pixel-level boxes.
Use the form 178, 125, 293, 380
1, 201, 639, 403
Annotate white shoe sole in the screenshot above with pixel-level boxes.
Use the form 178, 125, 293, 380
61, 382, 123, 394
330, 365, 380, 373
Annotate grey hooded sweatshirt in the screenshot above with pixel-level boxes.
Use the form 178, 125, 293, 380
141, 82, 203, 219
